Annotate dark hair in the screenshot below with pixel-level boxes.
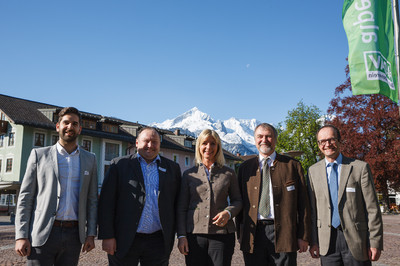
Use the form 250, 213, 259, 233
316, 125, 341, 141
254, 123, 278, 140
137, 127, 161, 141
58, 107, 82, 125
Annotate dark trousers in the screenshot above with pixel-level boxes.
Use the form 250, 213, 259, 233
108, 230, 169, 266
27, 226, 82, 266
185, 233, 235, 266
243, 222, 296, 266
321, 227, 371, 266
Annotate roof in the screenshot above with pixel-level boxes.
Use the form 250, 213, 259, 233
0, 94, 135, 142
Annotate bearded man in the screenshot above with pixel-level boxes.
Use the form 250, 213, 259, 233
15, 107, 98, 265
236, 123, 310, 266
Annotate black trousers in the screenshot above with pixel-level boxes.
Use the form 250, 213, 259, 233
243, 222, 296, 266
108, 230, 170, 266
185, 233, 235, 266
320, 227, 372, 266
27, 226, 82, 266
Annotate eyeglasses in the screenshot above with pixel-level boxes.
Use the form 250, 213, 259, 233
317, 138, 337, 146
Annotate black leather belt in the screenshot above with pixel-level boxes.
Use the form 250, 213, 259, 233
258, 219, 274, 226
53, 220, 78, 228
135, 230, 163, 238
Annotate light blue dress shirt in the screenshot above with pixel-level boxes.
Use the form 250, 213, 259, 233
136, 154, 162, 233
325, 153, 343, 185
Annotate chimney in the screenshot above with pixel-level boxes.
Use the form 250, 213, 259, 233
174, 129, 180, 136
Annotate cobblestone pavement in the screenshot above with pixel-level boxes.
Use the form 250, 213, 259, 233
1, 215, 399, 265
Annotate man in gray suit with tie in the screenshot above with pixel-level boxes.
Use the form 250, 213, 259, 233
308, 125, 383, 265
15, 107, 98, 265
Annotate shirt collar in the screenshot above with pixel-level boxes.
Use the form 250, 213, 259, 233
137, 153, 161, 165
56, 142, 80, 156
259, 151, 276, 164
325, 153, 342, 167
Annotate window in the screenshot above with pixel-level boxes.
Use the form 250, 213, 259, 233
6, 158, 12, 172
173, 154, 179, 163
0, 112, 5, 120
82, 140, 92, 152
0, 194, 16, 206
185, 156, 190, 167
34, 133, 45, 147
0, 135, 4, 147
103, 124, 118, 133
8, 133, 15, 146
52, 113, 59, 123
51, 135, 59, 145
82, 120, 96, 129
184, 140, 192, 148
105, 142, 120, 161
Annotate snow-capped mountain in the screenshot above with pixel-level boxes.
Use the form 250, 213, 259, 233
151, 107, 260, 155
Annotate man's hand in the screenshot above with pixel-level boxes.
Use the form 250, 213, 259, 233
309, 244, 320, 258
15, 238, 31, 257
297, 239, 308, 253
102, 238, 117, 255
177, 237, 189, 255
368, 247, 381, 261
82, 236, 95, 252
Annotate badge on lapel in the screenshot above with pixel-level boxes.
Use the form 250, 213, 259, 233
84, 170, 89, 175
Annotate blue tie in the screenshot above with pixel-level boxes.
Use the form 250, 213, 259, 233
329, 163, 340, 228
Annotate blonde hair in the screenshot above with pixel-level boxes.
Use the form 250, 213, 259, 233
195, 129, 225, 167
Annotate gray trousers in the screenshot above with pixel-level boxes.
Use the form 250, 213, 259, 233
27, 226, 82, 266
320, 227, 371, 266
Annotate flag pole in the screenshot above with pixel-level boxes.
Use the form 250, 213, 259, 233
392, 0, 400, 114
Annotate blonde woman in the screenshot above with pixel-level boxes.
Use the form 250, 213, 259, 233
177, 129, 242, 266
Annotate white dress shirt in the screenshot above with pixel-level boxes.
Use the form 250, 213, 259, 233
55, 142, 81, 221
257, 151, 276, 220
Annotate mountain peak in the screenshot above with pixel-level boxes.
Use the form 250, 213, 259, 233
152, 108, 260, 155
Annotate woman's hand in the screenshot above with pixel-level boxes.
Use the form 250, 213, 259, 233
212, 210, 230, 227
178, 237, 189, 255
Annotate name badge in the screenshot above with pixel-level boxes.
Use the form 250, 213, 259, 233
287, 185, 295, 191
158, 167, 166, 172
346, 187, 356, 193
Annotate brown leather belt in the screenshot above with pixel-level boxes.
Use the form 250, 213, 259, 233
53, 220, 79, 228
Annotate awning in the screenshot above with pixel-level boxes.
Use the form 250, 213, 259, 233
0, 181, 20, 190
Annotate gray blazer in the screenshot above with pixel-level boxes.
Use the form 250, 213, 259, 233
177, 164, 242, 236
308, 155, 383, 261
15, 144, 98, 247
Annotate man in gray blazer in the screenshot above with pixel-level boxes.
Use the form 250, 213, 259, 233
15, 107, 98, 265
308, 125, 383, 265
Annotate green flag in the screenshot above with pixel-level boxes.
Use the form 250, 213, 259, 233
343, 0, 398, 103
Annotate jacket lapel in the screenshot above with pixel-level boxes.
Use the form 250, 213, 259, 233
316, 160, 331, 204
50, 144, 61, 209
157, 158, 168, 193
338, 156, 352, 202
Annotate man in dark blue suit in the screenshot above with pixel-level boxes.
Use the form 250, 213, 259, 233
98, 127, 181, 266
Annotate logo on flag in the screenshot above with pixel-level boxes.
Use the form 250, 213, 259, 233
364, 51, 395, 90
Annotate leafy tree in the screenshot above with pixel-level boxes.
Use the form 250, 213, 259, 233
276, 100, 321, 172
327, 65, 400, 208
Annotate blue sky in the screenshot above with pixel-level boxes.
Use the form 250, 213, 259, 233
0, 0, 348, 126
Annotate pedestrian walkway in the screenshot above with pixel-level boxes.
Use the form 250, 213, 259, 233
1, 215, 399, 265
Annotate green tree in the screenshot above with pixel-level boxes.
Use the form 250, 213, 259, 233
276, 101, 321, 171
